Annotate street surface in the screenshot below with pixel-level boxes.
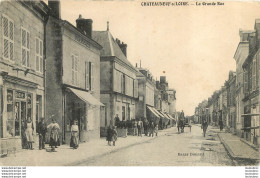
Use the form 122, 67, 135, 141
76, 125, 235, 166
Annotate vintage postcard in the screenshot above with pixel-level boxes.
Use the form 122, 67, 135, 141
0, 0, 259, 170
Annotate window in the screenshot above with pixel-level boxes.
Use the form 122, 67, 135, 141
244, 70, 248, 94
121, 74, 125, 94
2, 15, 14, 61
21, 28, 30, 67
85, 61, 89, 89
89, 62, 94, 91
36, 38, 43, 73
72, 54, 79, 86
252, 58, 256, 91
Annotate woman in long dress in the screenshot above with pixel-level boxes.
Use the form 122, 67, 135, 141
70, 120, 79, 149
47, 119, 60, 152
111, 126, 118, 146
25, 118, 34, 150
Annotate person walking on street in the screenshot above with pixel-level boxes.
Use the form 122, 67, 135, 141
137, 119, 143, 137
106, 125, 112, 146
38, 117, 47, 150
219, 120, 223, 131
25, 117, 34, 150
47, 118, 60, 152
143, 118, 149, 136
149, 121, 154, 137
111, 126, 118, 146
202, 118, 208, 137
70, 120, 79, 149
154, 124, 159, 136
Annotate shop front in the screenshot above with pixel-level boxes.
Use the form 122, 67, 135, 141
0, 74, 44, 153
64, 87, 104, 144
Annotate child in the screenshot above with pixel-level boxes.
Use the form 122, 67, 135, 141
111, 126, 118, 146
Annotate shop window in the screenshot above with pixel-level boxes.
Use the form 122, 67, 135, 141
21, 28, 30, 67
2, 15, 14, 61
6, 89, 14, 137
27, 93, 32, 120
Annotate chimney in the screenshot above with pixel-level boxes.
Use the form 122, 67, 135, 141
76, 15, 93, 39
136, 63, 138, 68
48, 0, 61, 19
115, 38, 127, 57
160, 76, 166, 83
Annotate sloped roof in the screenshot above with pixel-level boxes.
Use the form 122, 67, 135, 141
93, 31, 137, 71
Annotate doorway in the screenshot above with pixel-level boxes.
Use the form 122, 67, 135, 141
122, 106, 125, 121
15, 101, 27, 147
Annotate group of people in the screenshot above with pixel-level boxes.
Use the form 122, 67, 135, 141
143, 120, 159, 137
21, 117, 80, 152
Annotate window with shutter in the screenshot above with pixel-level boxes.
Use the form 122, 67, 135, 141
72, 55, 75, 85
2, 15, 14, 61
85, 61, 89, 90
244, 70, 248, 94
21, 28, 30, 67
36, 38, 43, 73
91, 63, 94, 91
252, 58, 256, 91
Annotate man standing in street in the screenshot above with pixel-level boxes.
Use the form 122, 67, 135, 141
137, 119, 143, 137
202, 117, 208, 137
38, 117, 47, 150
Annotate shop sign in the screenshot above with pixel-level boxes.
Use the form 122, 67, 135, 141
15, 91, 25, 99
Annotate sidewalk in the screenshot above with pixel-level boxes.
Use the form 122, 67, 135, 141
0, 127, 176, 166
217, 131, 259, 161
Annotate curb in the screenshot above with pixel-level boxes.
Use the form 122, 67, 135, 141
240, 138, 259, 152
66, 134, 162, 166
217, 133, 259, 162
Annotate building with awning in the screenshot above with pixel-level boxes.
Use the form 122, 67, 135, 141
45, 9, 103, 144
146, 106, 160, 124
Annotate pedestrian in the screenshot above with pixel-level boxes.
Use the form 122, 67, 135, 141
111, 126, 118, 146
25, 117, 34, 150
133, 119, 138, 136
143, 118, 149, 136
149, 121, 154, 137
47, 118, 60, 152
202, 118, 208, 137
154, 124, 158, 136
38, 117, 47, 150
114, 114, 120, 127
106, 125, 112, 146
137, 119, 143, 137
219, 120, 223, 131
70, 120, 79, 149
21, 120, 27, 149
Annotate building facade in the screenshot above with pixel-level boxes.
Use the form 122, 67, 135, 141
241, 20, 260, 145
234, 30, 253, 137
46, 2, 103, 144
0, 1, 48, 151
93, 28, 138, 136
226, 71, 236, 132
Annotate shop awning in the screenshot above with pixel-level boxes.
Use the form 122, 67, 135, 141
241, 113, 260, 117
154, 109, 165, 118
166, 113, 175, 120
147, 106, 160, 118
163, 113, 172, 120
68, 87, 105, 106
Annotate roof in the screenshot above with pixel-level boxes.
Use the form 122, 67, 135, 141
93, 31, 137, 71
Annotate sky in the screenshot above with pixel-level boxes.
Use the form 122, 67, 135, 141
58, 0, 260, 115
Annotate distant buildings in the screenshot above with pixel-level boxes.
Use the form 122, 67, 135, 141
195, 19, 260, 146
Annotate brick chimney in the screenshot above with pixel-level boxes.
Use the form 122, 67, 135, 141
76, 15, 93, 39
48, 0, 61, 19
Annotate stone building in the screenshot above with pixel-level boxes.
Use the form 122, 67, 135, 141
45, 2, 103, 144
92, 26, 139, 136
241, 19, 260, 145
226, 71, 236, 132
234, 29, 254, 137
0, 1, 48, 151
135, 67, 157, 121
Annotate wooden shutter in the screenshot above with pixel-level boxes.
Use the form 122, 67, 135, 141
72, 55, 75, 85
36, 39, 39, 71
85, 61, 89, 90
244, 70, 248, 94
9, 21, 14, 61
252, 58, 256, 91
40, 40, 43, 73
134, 79, 138, 98
91, 63, 94, 91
